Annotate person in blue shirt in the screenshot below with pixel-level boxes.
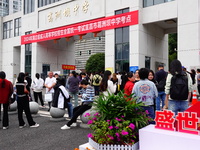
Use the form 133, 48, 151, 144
61, 79, 95, 130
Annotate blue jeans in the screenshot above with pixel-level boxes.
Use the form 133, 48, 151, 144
168, 100, 189, 116
142, 106, 155, 124
156, 91, 166, 110
69, 92, 79, 107
67, 102, 73, 118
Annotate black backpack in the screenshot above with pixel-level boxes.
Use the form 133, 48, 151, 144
157, 78, 166, 91
170, 72, 188, 100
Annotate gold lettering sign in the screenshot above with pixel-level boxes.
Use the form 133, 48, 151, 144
82, 0, 89, 13
47, 0, 89, 23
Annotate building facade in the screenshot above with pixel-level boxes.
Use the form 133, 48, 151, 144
0, 0, 200, 82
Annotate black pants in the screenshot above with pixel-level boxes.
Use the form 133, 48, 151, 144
0, 103, 9, 127
67, 105, 91, 126
198, 85, 200, 96
33, 92, 44, 106
94, 86, 100, 96
17, 96, 35, 126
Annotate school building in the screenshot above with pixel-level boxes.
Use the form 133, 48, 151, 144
0, 0, 200, 82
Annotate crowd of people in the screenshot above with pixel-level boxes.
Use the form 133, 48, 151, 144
0, 59, 199, 130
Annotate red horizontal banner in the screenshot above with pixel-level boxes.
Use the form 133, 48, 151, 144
62, 64, 76, 70
21, 10, 138, 44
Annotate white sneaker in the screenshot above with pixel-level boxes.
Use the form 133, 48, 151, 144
19, 124, 26, 129
3, 126, 8, 130
30, 123, 39, 128
61, 125, 70, 130
71, 123, 77, 127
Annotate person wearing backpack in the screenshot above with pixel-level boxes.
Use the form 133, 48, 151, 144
92, 72, 102, 96
155, 64, 167, 110
164, 60, 193, 115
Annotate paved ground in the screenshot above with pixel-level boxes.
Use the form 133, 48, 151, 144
0, 103, 90, 150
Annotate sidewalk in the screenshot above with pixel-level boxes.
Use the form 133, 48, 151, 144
0, 105, 90, 150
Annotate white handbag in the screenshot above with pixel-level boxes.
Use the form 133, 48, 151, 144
44, 93, 53, 102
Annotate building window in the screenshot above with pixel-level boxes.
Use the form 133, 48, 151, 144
13, 0, 21, 13
24, 0, 34, 14
88, 50, 91, 55
0, 0, 9, 16
25, 31, 32, 75
143, 0, 174, 7
3, 20, 13, 39
115, 8, 130, 73
14, 18, 21, 37
38, 0, 60, 8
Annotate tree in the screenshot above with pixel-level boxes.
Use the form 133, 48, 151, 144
168, 33, 177, 66
85, 53, 105, 73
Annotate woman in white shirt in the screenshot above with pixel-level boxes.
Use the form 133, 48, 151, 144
100, 70, 117, 96
31, 73, 44, 107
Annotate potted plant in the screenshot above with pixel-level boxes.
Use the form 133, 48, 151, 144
85, 91, 151, 150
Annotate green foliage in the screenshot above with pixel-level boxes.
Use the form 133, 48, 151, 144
85, 53, 105, 73
168, 33, 177, 65
87, 91, 150, 145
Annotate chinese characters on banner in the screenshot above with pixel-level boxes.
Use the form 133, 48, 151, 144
62, 64, 76, 70
155, 110, 200, 135
21, 10, 138, 45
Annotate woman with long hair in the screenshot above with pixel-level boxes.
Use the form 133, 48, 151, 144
16, 72, 39, 128
100, 70, 117, 96
124, 72, 135, 101
0, 71, 13, 129
68, 71, 80, 107
164, 60, 193, 115
111, 73, 118, 94
134, 69, 140, 83
52, 77, 73, 118
148, 70, 157, 85
32, 73, 44, 107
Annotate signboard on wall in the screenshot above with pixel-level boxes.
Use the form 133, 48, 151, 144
62, 64, 76, 70
130, 66, 139, 73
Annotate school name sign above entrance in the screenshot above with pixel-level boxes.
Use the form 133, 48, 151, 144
21, 10, 138, 45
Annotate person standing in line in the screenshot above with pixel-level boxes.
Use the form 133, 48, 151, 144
186, 69, 196, 102
111, 73, 118, 95
25, 72, 32, 101
16, 72, 39, 128
134, 70, 140, 83
132, 68, 158, 123
0, 71, 13, 129
155, 64, 167, 110
120, 71, 126, 91
148, 70, 158, 112
100, 70, 117, 96
116, 72, 122, 92
124, 72, 135, 101
196, 69, 200, 96
44, 71, 56, 111
92, 72, 102, 96
61, 80, 95, 130
32, 73, 45, 107
148, 70, 157, 85
68, 71, 80, 107
164, 60, 192, 115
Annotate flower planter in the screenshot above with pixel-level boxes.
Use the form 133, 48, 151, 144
89, 138, 139, 150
